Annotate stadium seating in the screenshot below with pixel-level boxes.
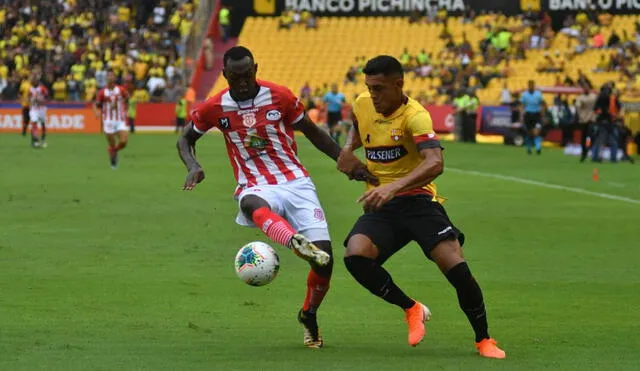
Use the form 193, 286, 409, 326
209, 14, 640, 105
0, 1, 196, 102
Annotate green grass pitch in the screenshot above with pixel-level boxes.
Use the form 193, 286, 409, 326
1, 133, 639, 370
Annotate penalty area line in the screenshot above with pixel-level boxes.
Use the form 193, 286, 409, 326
448, 168, 640, 206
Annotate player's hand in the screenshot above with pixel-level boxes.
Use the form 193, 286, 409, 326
351, 163, 379, 185
357, 183, 399, 212
183, 167, 205, 190
338, 149, 375, 181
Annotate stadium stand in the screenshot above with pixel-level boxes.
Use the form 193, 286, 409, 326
209, 12, 640, 108
0, 0, 196, 103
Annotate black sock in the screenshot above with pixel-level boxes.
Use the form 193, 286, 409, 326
445, 262, 489, 342
344, 256, 415, 310
41, 125, 46, 141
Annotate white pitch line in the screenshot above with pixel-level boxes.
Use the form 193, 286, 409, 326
448, 168, 640, 206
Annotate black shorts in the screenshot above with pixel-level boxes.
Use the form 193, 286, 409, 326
344, 195, 465, 264
327, 111, 342, 128
22, 106, 29, 124
176, 117, 185, 126
524, 112, 542, 131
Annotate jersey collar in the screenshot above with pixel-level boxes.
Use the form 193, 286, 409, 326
381, 96, 409, 119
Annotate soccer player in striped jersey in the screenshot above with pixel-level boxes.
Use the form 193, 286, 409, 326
95, 71, 130, 169
28, 75, 49, 148
177, 46, 374, 348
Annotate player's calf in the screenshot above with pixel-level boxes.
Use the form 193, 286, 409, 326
344, 235, 415, 309
431, 239, 505, 358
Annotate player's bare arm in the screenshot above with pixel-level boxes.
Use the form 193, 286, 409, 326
293, 114, 341, 161
337, 120, 378, 184
337, 119, 363, 173
177, 122, 205, 190
358, 147, 443, 211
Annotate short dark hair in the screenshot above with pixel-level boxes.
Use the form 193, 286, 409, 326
223, 46, 254, 66
363, 55, 403, 77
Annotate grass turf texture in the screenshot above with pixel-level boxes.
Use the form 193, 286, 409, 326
1, 134, 639, 371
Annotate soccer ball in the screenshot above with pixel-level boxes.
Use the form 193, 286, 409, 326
234, 242, 280, 286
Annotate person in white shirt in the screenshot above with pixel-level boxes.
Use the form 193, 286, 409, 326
499, 82, 512, 106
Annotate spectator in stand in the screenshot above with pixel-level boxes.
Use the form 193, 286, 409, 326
436, 7, 447, 24
219, 5, 231, 43
462, 5, 475, 24
593, 54, 609, 72
425, 4, 438, 23
302, 11, 317, 29
52, 76, 67, 101
344, 66, 357, 85
163, 79, 182, 103
408, 10, 422, 24
279, 8, 293, 30
592, 29, 605, 49
399, 48, 411, 70
576, 69, 593, 90
2, 74, 19, 101
607, 30, 621, 48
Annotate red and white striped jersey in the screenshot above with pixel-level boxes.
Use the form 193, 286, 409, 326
191, 80, 309, 196
96, 85, 129, 122
29, 85, 48, 108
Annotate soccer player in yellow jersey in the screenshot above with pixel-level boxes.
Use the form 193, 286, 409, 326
337, 56, 506, 359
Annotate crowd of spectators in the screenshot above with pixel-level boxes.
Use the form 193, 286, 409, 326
0, 0, 196, 104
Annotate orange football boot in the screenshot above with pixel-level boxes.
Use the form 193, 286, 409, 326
404, 301, 431, 347
475, 338, 506, 359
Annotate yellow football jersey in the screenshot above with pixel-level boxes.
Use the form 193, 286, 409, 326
352, 92, 442, 198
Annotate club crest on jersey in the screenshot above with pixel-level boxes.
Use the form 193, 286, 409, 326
218, 117, 230, 129
266, 110, 282, 121
390, 128, 403, 141
241, 112, 257, 128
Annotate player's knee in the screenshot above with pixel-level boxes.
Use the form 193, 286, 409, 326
345, 234, 378, 259
240, 195, 272, 221
119, 140, 128, 148
431, 238, 465, 273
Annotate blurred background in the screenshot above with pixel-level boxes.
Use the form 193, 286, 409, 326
0, 0, 639, 160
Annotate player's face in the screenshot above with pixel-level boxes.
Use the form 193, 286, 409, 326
365, 73, 403, 115
224, 57, 258, 101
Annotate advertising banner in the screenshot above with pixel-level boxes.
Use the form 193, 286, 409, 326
544, 0, 640, 12
0, 102, 101, 133
426, 104, 455, 133
480, 105, 513, 135
236, 0, 521, 16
